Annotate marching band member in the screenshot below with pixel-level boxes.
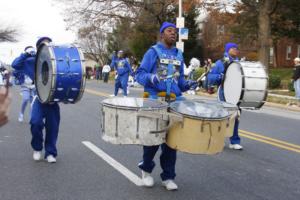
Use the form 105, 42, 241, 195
136, 22, 197, 190
110, 50, 133, 97
12, 37, 61, 163
14, 46, 36, 122
207, 42, 243, 150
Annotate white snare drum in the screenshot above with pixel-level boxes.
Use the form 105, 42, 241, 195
166, 100, 232, 155
101, 97, 169, 146
223, 61, 268, 109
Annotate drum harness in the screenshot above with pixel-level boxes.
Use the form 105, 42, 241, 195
151, 45, 182, 105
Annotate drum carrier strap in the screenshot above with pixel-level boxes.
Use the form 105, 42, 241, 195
151, 45, 183, 103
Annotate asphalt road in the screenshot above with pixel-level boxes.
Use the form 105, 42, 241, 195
1, 80, 300, 200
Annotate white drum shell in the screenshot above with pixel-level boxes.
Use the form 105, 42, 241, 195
101, 100, 168, 146
224, 62, 268, 109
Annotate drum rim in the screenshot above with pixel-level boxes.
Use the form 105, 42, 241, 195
169, 100, 231, 120
35, 43, 57, 103
72, 45, 86, 103
101, 97, 168, 110
222, 61, 244, 106
169, 109, 230, 120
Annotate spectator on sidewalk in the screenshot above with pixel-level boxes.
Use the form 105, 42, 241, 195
102, 64, 111, 83
292, 57, 300, 106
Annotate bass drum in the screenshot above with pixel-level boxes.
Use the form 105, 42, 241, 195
35, 43, 86, 103
223, 61, 268, 109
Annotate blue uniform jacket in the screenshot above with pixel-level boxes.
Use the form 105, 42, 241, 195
111, 58, 132, 77
11, 53, 35, 81
207, 53, 239, 86
136, 42, 189, 97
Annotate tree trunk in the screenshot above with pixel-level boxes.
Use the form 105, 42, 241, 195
258, 0, 273, 71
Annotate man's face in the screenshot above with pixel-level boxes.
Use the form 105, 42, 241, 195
117, 52, 123, 58
228, 47, 239, 57
162, 27, 177, 45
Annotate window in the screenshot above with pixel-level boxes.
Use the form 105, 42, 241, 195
269, 47, 274, 64
286, 46, 292, 60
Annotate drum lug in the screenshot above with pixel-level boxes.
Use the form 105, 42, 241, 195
57, 88, 64, 91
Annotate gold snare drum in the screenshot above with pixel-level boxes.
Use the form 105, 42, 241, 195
166, 100, 233, 155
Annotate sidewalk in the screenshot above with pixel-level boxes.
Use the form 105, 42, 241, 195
194, 90, 300, 112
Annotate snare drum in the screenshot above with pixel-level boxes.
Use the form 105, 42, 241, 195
101, 97, 169, 146
199, 100, 238, 137
166, 100, 232, 155
35, 43, 86, 103
223, 61, 268, 109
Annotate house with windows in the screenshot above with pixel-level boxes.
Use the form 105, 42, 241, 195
270, 38, 300, 67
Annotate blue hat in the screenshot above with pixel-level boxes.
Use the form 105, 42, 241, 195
160, 22, 176, 33
36, 37, 52, 48
225, 42, 238, 53
24, 46, 34, 51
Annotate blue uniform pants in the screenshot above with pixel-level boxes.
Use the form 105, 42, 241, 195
30, 97, 60, 158
114, 75, 129, 96
138, 95, 184, 181
139, 144, 176, 181
218, 87, 241, 145
20, 88, 34, 115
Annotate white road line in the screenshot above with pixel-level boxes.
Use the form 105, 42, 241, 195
82, 141, 143, 186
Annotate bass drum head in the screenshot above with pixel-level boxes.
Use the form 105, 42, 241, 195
35, 43, 55, 103
170, 100, 230, 120
223, 62, 243, 105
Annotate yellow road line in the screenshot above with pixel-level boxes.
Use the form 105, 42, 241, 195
239, 130, 300, 150
85, 88, 110, 97
240, 133, 300, 153
84, 88, 300, 154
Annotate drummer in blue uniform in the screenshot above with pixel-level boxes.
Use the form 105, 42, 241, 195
12, 37, 60, 163
207, 42, 243, 150
110, 50, 133, 97
136, 22, 197, 190
13, 46, 35, 123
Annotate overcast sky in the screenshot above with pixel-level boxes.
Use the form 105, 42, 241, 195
0, 0, 76, 64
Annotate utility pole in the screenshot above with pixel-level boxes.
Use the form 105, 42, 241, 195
176, 0, 188, 52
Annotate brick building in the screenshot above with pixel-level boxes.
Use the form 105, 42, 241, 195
271, 38, 300, 68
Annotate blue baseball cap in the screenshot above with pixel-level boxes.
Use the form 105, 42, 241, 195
160, 22, 177, 34
225, 42, 238, 53
36, 37, 52, 48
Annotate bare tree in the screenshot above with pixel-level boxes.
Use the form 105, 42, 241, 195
0, 27, 18, 42
78, 25, 109, 65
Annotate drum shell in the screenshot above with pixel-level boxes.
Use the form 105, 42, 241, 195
35, 44, 86, 104
101, 103, 168, 146
240, 65, 268, 108
223, 61, 268, 109
167, 114, 229, 155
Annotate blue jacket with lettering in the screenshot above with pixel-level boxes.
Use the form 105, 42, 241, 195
136, 42, 189, 97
